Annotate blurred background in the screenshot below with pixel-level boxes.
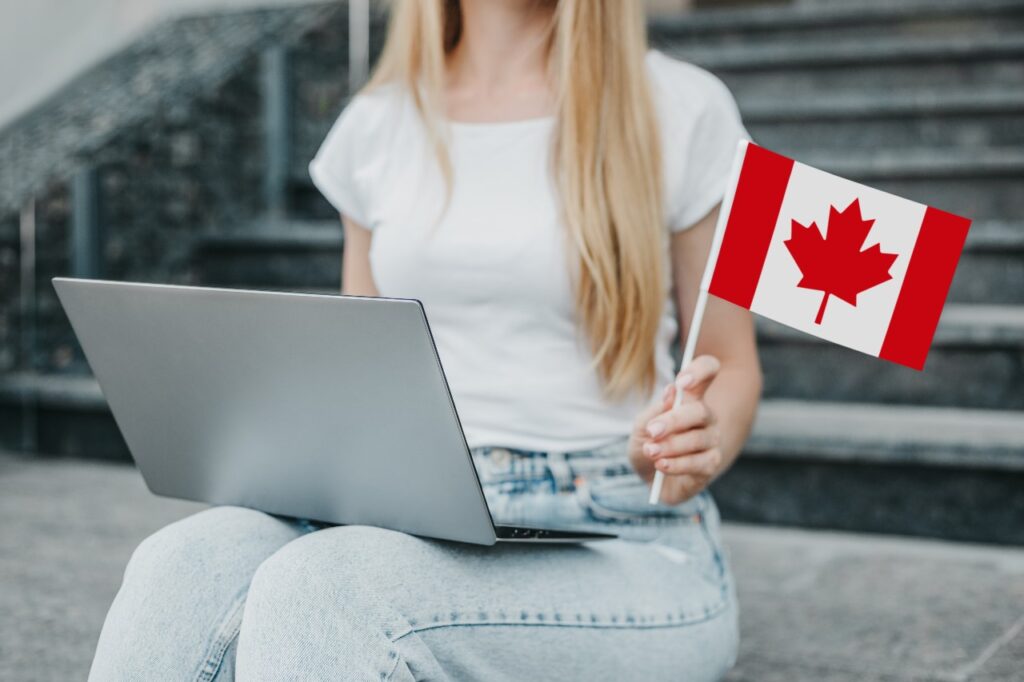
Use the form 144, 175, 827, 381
1, 1, 1022, 680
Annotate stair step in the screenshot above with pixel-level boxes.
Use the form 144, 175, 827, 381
651, 0, 1024, 45
759, 304, 1024, 409
195, 220, 343, 250
676, 33, 1024, 72
0, 372, 104, 409
191, 220, 343, 289
714, 399, 1024, 545
667, 33, 1024, 98
803, 146, 1024, 180
746, 399, 1024, 470
796, 148, 1024, 220
743, 89, 1024, 151
742, 88, 1024, 122
0, 372, 127, 460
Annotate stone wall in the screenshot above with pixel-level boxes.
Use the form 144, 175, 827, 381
0, 4, 344, 376
25, 61, 269, 374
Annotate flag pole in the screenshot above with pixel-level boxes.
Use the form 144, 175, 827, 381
648, 139, 749, 505
648, 288, 709, 504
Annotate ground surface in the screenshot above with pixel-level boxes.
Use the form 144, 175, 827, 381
1, 452, 1021, 681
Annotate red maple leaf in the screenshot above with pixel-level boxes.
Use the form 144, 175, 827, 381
784, 199, 898, 325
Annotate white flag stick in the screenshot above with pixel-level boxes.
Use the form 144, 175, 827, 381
648, 140, 749, 505
648, 288, 708, 504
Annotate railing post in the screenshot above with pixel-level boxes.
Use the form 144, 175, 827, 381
71, 167, 102, 278
18, 198, 37, 453
349, 0, 370, 94
261, 45, 291, 219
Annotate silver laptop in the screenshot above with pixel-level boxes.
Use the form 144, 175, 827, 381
53, 278, 614, 545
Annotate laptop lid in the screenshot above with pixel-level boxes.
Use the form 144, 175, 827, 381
53, 278, 498, 545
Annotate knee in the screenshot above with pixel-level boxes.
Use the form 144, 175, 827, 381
238, 527, 420, 676
714, 599, 740, 676
245, 525, 426, 620
123, 506, 296, 589
91, 507, 298, 680
250, 525, 412, 590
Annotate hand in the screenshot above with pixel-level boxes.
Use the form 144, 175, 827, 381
628, 355, 723, 505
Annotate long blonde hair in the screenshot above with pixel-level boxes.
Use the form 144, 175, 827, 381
368, 0, 665, 400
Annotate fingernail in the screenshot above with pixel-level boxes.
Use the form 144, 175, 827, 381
677, 373, 694, 389
647, 421, 666, 437
643, 442, 661, 457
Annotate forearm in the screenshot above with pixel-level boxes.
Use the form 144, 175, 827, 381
701, 359, 762, 475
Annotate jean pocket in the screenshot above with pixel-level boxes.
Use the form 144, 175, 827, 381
575, 474, 706, 530
582, 478, 730, 588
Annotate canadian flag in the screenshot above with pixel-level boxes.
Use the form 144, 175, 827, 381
705, 141, 971, 371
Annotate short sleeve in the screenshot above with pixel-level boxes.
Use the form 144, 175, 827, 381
308, 97, 372, 226
653, 55, 751, 232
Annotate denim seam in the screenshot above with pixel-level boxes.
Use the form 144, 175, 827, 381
192, 586, 248, 682
389, 598, 730, 644
382, 647, 404, 681
387, 602, 733, 643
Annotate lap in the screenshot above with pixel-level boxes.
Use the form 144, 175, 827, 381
239, 491, 736, 681
251, 520, 730, 628
102, 446, 738, 680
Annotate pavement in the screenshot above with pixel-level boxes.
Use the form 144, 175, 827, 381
1, 452, 1022, 681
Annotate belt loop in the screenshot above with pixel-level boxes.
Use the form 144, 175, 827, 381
545, 450, 574, 491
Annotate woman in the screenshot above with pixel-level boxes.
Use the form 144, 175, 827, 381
89, 0, 761, 679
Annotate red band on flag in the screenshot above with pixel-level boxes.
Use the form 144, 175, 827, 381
708, 144, 794, 309
878, 207, 971, 370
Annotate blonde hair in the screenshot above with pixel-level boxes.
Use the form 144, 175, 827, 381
368, 0, 665, 400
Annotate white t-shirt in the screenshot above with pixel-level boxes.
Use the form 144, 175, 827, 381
309, 50, 749, 452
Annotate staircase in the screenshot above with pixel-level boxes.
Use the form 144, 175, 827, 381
1, 0, 1022, 543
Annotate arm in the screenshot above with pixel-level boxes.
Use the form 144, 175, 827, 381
628, 204, 763, 505
341, 215, 380, 297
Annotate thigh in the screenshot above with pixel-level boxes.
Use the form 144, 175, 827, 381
406, 536, 737, 682
238, 519, 736, 681
90, 506, 310, 682
414, 609, 737, 682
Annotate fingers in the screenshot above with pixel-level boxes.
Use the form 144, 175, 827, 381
652, 447, 723, 478
633, 382, 677, 437
645, 400, 713, 441
642, 425, 719, 459
676, 354, 721, 401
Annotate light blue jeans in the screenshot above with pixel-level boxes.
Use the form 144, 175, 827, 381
89, 439, 739, 681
